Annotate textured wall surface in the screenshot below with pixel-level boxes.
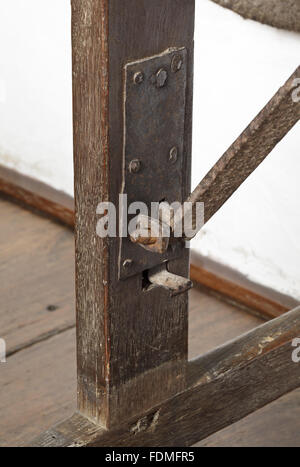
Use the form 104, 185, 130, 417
0, 0, 299, 298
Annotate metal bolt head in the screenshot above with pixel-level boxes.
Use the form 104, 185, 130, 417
169, 146, 178, 164
129, 159, 141, 174
133, 72, 144, 85
156, 68, 168, 88
171, 54, 183, 73
123, 259, 133, 269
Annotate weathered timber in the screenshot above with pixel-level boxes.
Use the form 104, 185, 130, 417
71, 0, 195, 428
211, 0, 300, 33
31, 306, 300, 447
196, 389, 300, 447
0, 266, 261, 446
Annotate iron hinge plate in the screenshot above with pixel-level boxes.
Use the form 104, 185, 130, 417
119, 47, 187, 280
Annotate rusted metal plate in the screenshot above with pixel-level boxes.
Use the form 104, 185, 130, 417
119, 48, 187, 279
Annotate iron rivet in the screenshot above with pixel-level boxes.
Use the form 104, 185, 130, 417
171, 54, 183, 73
133, 72, 144, 85
169, 147, 178, 164
129, 159, 141, 174
123, 259, 133, 269
156, 68, 168, 88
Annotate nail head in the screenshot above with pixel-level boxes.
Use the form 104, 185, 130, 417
156, 69, 168, 88
171, 54, 183, 73
133, 72, 144, 85
169, 147, 178, 164
129, 159, 141, 174
123, 259, 133, 269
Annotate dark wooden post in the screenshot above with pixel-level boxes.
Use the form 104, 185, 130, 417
71, 0, 195, 429
32, 13, 300, 446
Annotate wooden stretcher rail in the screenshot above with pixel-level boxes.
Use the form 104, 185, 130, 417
31, 305, 300, 447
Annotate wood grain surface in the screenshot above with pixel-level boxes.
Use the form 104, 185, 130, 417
0, 198, 299, 447
32, 306, 300, 446
0, 287, 260, 447
0, 197, 75, 356
211, 0, 300, 33
71, 0, 195, 428
196, 388, 300, 447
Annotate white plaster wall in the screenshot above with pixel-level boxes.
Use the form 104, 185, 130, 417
192, 1, 300, 299
0, 0, 73, 194
0, 0, 299, 298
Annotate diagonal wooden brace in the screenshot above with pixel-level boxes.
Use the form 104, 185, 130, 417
132, 66, 300, 252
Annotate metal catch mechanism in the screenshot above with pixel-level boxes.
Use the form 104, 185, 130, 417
119, 47, 192, 294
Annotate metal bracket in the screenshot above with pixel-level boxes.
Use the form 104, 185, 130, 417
119, 48, 187, 280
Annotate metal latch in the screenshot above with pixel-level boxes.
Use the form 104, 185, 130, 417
119, 47, 188, 281
148, 264, 192, 297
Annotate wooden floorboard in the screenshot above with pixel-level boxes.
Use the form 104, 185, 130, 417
0, 329, 76, 447
195, 389, 300, 447
0, 286, 262, 447
189, 288, 262, 359
0, 198, 299, 446
0, 196, 75, 356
